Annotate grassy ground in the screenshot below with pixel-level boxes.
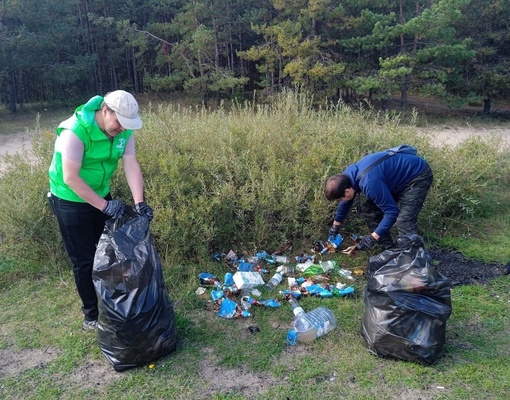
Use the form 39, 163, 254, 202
1, 258, 509, 399
1, 94, 510, 399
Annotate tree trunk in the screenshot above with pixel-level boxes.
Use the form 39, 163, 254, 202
17, 69, 27, 108
109, 39, 118, 91
210, 0, 220, 70
129, 46, 139, 93
7, 69, 17, 113
238, 31, 244, 76
483, 97, 491, 114
400, 74, 408, 111
79, 0, 99, 93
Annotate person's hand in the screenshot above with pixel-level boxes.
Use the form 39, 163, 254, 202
102, 200, 126, 219
356, 235, 376, 251
135, 202, 154, 221
329, 224, 340, 238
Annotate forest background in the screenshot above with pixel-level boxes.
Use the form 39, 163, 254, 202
1, 0, 510, 113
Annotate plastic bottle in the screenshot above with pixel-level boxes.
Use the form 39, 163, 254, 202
272, 255, 290, 264
288, 296, 305, 316
295, 254, 314, 263
337, 268, 354, 280
265, 271, 283, 290
319, 260, 338, 272
241, 296, 258, 309
255, 266, 269, 275
286, 303, 337, 345
332, 285, 355, 297
327, 233, 343, 249
256, 250, 268, 260
280, 265, 295, 276
280, 289, 302, 299
198, 272, 221, 287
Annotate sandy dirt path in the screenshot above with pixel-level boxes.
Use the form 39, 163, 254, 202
416, 124, 510, 148
0, 133, 39, 173
0, 132, 35, 155
2, 123, 510, 170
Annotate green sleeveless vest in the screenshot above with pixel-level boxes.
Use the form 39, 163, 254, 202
48, 95, 133, 202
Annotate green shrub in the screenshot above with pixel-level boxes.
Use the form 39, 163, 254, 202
421, 136, 510, 235
2, 90, 509, 277
0, 130, 68, 282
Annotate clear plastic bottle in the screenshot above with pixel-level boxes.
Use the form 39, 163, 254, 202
265, 271, 283, 290
337, 268, 354, 280
280, 265, 295, 276
287, 304, 337, 345
319, 260, 338, 272
273, 255, 290, 264
288, 296, 305, 316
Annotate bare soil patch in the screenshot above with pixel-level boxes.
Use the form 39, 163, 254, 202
0, 133, 34, 156
0, 347, 122, 394
0, 347, 60, 378
198, 347, 280, 397
417, 124, 510, 148
429, 248, 507, 286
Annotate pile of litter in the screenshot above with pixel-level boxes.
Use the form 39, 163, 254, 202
196, 235, 360, 319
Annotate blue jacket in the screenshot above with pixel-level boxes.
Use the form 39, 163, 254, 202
335, 151, 428, 236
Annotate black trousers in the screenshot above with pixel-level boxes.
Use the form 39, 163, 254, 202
361, 165, 433, 250
48, 192, 110, 322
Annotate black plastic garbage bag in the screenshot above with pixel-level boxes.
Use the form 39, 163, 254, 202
361, 234, 452, 365
93, 208, 177, 372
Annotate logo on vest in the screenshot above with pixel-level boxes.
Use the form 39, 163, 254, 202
116, 138, 127, 150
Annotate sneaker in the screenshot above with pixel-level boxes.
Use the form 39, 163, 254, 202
82, 320, 98, 331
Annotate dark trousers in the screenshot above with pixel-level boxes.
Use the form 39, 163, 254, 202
48, 193, 110, 322
361, 165, 433, 250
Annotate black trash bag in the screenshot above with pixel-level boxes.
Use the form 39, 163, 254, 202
361, 234, 452, 365
92, 208, 178, 372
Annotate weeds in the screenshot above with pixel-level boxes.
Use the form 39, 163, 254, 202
1, 91, 510, 399
2, 90, 509, 267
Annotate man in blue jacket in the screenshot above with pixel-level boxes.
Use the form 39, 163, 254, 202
324, 147, 433, 251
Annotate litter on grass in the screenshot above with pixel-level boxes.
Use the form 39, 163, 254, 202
198, 234, 357, 320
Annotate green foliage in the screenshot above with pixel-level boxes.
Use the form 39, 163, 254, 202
2, 91, 509, 270
421, 135, 510, 238
2, 0, 509, 110
0, 127, 66, 277
144, 72, 187, 92
453, 0, 510, 104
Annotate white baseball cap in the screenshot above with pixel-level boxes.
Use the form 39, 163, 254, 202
104, 90, 143, 130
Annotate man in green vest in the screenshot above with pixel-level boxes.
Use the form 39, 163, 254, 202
48, 90, 153, 331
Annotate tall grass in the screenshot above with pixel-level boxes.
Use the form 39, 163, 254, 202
1, 90, 509, 279
2, 90, 510, 399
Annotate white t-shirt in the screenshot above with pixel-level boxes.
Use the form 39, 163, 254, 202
56, 129, 135, 162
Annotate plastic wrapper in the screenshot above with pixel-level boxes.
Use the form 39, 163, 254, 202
361, 235, 452, 365
93, 209, 178, 372
218, 298, 238, 318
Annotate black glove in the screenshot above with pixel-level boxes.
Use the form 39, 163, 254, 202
329, 224, 340, 238
356, 235, 376, 251
102, 200, 126, 219
135, 201, 154, 221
